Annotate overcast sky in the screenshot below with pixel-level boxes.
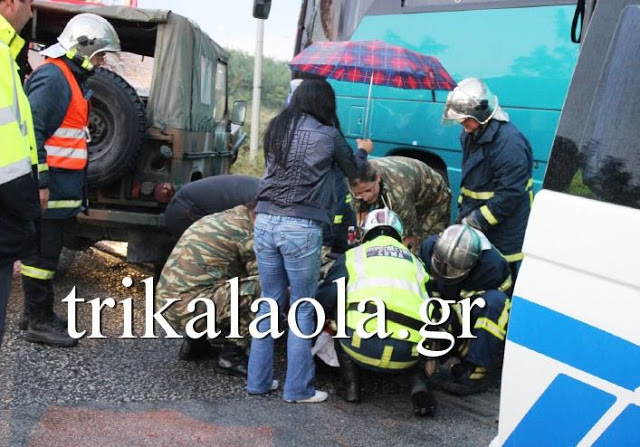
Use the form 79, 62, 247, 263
136, 0, 300, 61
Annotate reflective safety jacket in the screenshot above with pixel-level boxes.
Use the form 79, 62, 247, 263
26, 56, 89, 219
458, 119, 533, 263
42, 58, 88, 171
344, 235, 429, 345
0, 15, 40, 262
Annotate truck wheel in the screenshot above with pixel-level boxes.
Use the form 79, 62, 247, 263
87, 68, 146, 188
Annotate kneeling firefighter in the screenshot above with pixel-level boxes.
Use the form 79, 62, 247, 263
316, 209, 436, 416
419, 224, 513, 395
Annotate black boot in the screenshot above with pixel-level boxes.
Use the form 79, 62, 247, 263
215, 345, 248, 378
25, 314, 77, 347
410, 366, 437, 417
20, 309, 67, 331
337, 346, 361, 403
179, 336, 212, 361
443, 361, 490, 396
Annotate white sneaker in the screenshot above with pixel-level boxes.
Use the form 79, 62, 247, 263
271, 380, 279, 391
284, 390, 328, 403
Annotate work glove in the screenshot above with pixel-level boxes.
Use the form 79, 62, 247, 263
461, 210, 486, 232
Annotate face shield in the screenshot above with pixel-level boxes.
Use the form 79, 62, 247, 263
431, 253, 470, 284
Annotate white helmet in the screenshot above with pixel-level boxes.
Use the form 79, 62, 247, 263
442, 78, 509, 125
361, 208, 404, 242
41, 13, 120, 60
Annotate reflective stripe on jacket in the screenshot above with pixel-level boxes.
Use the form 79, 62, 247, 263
42, 58, 88, 170
458, 120, 533, 260
344, 235, 429, 345
0, 15, 40, 262
0, 17, 38, 185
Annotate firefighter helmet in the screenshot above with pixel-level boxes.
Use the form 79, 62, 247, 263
431, 224, 482, 283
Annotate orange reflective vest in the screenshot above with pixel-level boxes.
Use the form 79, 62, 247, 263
42, 58, 88, 171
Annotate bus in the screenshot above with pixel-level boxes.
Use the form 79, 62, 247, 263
294, 0, 581, 218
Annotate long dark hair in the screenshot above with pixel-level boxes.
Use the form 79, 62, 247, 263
263, 78, 340, 166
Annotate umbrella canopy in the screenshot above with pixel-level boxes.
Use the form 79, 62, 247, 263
289, 40, 456, 91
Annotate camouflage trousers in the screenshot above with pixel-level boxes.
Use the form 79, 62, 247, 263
160, 276, 261, 349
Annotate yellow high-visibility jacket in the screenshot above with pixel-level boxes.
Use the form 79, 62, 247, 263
0, 14, 40, 261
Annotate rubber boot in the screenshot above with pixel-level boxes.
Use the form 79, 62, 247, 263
410, 366, 437, 417
337, 348, 361, 403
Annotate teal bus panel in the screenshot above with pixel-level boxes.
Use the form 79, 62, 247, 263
330, 4, 579, 221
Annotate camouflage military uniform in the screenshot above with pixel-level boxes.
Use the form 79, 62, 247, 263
156, 205, 258, 349
353, 156, 451, 241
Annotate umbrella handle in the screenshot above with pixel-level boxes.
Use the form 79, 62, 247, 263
363, 74, 374, 139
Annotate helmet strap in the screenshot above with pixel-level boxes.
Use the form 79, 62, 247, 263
65, 49, 94, 72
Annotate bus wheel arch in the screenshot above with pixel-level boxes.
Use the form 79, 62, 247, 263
387, 149, 450, 185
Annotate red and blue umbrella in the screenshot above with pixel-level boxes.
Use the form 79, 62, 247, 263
290, 40, 456, 90
289, 40, 456, 137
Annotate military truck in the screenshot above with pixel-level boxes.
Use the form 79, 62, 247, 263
27, 1, 247, 264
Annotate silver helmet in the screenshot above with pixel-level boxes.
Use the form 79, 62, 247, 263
361, 208, 404, 242
442, 78, 509, 125
41, 13, 120, 59
431, 224, 482, 283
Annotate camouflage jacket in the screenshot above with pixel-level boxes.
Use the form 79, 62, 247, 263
353, 156, 452, 241
156, 205, 258, 333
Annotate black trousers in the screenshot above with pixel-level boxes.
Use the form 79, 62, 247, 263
22, 219, 66, 322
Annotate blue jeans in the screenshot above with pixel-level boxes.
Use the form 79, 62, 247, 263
247, 214, 322, 400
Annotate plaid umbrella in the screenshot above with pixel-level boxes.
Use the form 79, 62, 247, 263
289, 40, 456, 136
290, 40, 456, 90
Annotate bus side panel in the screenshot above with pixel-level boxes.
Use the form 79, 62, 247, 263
493, 190, 640, 446
331, 5, 578, 218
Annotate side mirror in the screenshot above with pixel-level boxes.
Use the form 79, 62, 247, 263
231, 100, 247, 125
253, 0, 272, 19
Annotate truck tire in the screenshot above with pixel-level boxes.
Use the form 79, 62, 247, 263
87, 68, 146, 188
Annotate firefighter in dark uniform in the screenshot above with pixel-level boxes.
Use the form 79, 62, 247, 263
21, 13, 120, 346
419, 224, 513, 395
316, 209, 436, 417
443, 78, 533, 278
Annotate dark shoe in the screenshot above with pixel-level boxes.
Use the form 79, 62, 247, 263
341, 357, 361, 403
410, 366, 436, 417
440, 362, 490, 396
179, 336, 212, 361
411, 390, 437, 417
337, 344, 361, 403
20, 311, 67, 331
25, 318, 78, 347
215, 345, 248, 378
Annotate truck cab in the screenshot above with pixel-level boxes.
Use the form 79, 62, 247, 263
28, 1, 247, 264
493, 1, 640, 444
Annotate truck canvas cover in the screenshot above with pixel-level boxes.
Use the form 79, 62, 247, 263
31, 1, 228, 132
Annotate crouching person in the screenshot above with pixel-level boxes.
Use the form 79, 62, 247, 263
419, 224, 512, 395
316, 209, 436, 416
155, 203, 259, 377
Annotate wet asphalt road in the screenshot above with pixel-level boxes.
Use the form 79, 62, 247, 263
0, 247, 499, 446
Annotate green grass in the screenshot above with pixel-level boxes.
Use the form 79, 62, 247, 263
230, 107, 277, 178
231, 144, 265, 178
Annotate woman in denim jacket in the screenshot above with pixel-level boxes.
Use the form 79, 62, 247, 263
247, 79, 371, 403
